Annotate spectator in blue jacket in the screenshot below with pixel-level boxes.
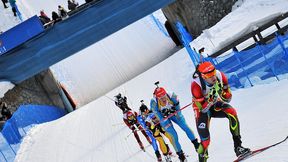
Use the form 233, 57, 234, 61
9, 0, 16, 16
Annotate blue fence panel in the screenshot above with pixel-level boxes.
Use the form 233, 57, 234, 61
0, 134, 15, 162
0, 105, 66, 161
0, 15, 44, 55
211, 32, 288, 89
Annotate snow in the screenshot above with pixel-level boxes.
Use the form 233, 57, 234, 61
49, 16, 177, 106
0, 81, 14, 98
191, 0, 288, 56
14, 49, 288, 162
1, 0, 288, 162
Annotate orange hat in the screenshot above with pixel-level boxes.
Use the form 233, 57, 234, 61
198, 62, 216, 79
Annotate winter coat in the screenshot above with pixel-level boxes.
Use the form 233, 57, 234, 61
58, 6, 68, 18
9, 0, 15, 7
68, 0, 78, 11
52, 11, 62, 23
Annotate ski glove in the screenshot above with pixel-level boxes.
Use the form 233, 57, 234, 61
220, 89, 232, 103
161, 108, 170, 118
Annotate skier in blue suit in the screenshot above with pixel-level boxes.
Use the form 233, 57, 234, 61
150, 82, 199, 162
137, 114, 162, 161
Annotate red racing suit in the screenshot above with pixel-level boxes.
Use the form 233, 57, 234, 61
123, 111, 151, 147
191, 70, 242, 155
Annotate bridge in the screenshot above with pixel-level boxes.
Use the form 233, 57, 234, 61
0, 0, 174, 83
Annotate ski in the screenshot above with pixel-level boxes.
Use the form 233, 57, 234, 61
167, 154, 190, 162
233, 136, 288, 162
164, 155, 173, 162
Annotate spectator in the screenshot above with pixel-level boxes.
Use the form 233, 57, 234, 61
58, 5, 68, 18
39, 10, 51, 25
68, 0, 78, 11
9, 0, 16, 16
0, 102, 12, 120
1, 0, 8, 8
52, 11, 62, 23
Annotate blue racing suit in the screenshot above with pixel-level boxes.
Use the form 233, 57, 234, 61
137, 115, 158, 152
150, 92, 197, 153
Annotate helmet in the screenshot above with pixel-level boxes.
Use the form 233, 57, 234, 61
198, 62, 216, 79
154, 87, 167, 98
139, 104, 148, 113
126, 111, 135, 120
127, 111, 133, 116
115, 93, 126, 105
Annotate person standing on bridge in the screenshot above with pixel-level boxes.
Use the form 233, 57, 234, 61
58, 5, 68, 18
68, 0, 79, 11
191, 61, 250, 162
1, 0, 8, 9
9, 0, 17, 16
150, 82, 199, 162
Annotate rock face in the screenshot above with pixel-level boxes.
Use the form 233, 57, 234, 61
0, 69, 66, 114
162, 0, 237, 38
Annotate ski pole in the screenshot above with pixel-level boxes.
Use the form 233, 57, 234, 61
125, 129, 141, 140
154, 102, 192, 127
112, 122, 124, 127
125, 131, 134, 140
105, 95, 115, 102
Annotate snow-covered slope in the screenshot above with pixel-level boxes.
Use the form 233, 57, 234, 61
14, 49, 288, 162
0, 4, 21, 32
191, 0, 288, 56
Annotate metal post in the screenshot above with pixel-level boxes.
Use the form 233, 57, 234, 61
275, 32, 288, 58
233, 50, 253, 87
256, 43, 279, 81
175, 21, 199, 67
150, 14, 169, 37
0, 149, 8, 162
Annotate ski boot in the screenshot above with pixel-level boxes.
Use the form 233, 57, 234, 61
176, 150, 187, 162
198, 153, 208, 162
192, 139, 200, 151
139, 142, 145, 152
164, 155, 172, 162
235, 145, 250, 157
197, 144, 208, 162
233, 135, 250, 157
155, 151, 162, 162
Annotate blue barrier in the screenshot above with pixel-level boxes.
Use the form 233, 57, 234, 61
212, 32, 288, 89
0, 105, 66, 161
176, 19, 288, 88
175, 21, 200, 66
150, 14, 169, 37
0, 15, 44, 56
0, 0, 175, 84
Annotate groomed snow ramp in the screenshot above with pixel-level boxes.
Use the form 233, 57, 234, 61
0, 105, 66, 162
0, 0, 174, 83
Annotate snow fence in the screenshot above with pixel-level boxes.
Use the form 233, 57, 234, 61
0, 105, 66, 162
213, 33, 288, 89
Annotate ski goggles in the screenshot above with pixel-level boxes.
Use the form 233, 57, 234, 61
127, 115, 135, 120
201, 69, 216, 79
